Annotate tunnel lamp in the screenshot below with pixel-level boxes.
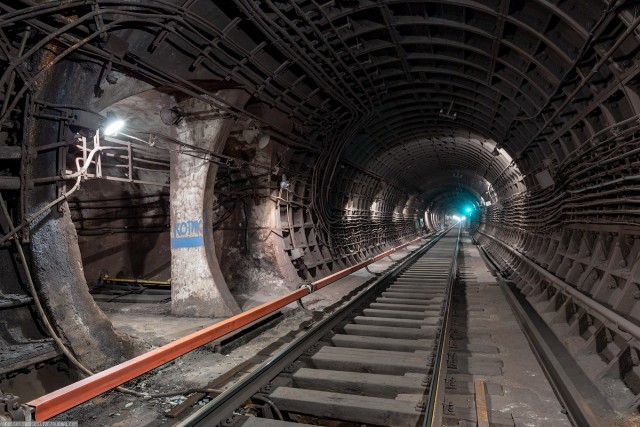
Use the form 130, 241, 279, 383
465, 207, 472, 213
280, 174, 290, 190
103, 119, 125, 136
257, 133, 271, 149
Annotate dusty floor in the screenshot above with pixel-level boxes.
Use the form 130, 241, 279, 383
456, 237, 571, 427
53, 239, 582, 426
55, 247, 414, 426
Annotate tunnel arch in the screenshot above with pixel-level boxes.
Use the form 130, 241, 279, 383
3, 1, 640, 417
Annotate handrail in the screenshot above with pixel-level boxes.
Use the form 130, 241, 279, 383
28, 232, 436, 421
424, 224, 461, 427
477, 230, 640, 342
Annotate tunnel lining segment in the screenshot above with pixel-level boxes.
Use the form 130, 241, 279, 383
170, 92, 248, 317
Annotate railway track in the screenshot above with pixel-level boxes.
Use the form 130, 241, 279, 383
10, 224, 573, 426
176, 225, 511, 427
4, 221, 569, 426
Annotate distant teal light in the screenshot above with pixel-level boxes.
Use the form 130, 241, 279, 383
465, 207, 472, 213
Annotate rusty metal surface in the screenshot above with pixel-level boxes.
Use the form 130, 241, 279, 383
28, 286, 307, 420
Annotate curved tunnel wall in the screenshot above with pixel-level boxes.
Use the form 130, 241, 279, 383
1, 0, 640, 411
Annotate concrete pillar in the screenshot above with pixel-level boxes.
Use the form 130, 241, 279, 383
170, 91, 248, 317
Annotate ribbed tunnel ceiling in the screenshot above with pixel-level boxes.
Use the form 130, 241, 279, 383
1, 0, 637, 281
2, 0, 628, 206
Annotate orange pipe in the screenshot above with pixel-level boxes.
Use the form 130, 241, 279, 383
28, 235, 425, 420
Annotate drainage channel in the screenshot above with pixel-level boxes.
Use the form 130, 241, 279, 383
177, 226, 462, 427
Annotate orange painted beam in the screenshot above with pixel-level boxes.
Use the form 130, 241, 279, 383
28, 235, 425, 420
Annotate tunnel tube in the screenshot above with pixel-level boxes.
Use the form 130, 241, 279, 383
2, 0, 640, 419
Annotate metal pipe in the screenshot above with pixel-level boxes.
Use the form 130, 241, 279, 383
101, 275, 170, 286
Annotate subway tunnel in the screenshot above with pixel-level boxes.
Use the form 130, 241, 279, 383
1, 0, 640, 425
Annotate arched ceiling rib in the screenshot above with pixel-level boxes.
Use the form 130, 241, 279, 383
0, 0, 622, 210
362, 136, 516, 196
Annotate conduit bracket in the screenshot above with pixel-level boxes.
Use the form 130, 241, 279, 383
299, 282, 313, 294
0, 392, 32, 421
297, 282, 314, 315
365, 257, 380, 276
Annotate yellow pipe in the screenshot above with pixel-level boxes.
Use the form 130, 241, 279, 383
102, 275, 171, 286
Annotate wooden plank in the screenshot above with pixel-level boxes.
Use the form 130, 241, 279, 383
269, 387, 421, 426
384, 289, 445, 295
319, 345, 429, 359
353, 316, 434, 328
385, 285, 445, 297
369, 302, 441, 312
292, 368, 425, 398
330, 334, 432, 352
310, 349, 428, 374
376, 297, 443, 306
362, 308, 432, 319
343, 323, 437, 340
383, 291, 444, 298
474, 379, 490, 427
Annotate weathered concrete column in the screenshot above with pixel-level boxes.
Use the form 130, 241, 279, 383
170, 91, 248, 317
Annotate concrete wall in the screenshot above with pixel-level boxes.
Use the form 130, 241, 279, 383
170, 92, 249, 317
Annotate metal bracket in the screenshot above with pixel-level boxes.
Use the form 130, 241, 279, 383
447, 352, 458, 369
364, 257, 380, 275
446, 376, 457, 389
297, 282, 314, 314
299, 282, 313, 294
0, 392, 32, 421
443, 399, 457, 416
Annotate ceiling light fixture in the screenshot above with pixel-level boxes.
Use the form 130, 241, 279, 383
439, 99, 457, 120
103, 119, 125, 136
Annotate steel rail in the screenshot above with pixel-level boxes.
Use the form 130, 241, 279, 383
497, 278, 602, 427
423, 224, 461, 427
176, 227, 457, 427
27, 233, 432, 421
